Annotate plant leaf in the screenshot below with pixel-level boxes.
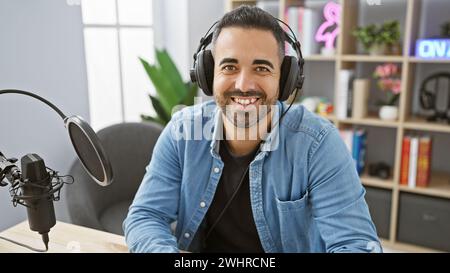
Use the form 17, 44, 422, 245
155, 49, 186, 100
140, 57, 178, 114
149, 95, 171, 123
181, 82, 198, 106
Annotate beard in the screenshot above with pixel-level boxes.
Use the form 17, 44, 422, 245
215, 89, 278, 128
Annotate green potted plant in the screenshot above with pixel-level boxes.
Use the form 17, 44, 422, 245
352, 24, 382, 54
140, 49, 198, 126
379, 20, 401, 55
353, 20, 401, 55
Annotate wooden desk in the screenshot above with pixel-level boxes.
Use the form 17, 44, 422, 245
0, 221, 128, 253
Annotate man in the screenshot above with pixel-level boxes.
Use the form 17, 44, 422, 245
123, 6, 381, 253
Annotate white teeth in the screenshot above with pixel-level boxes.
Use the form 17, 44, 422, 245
233, 97, 258, 105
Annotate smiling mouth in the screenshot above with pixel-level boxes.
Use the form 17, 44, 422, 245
231, 96, 260, 106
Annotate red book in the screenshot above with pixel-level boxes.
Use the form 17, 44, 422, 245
416, 136, 432, 187
400, 136, 411, 185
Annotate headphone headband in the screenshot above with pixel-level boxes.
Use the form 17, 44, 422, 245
192, 18, 303, 63
190, 16, 305, 101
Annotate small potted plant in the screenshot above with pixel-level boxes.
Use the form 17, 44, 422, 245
353, 24, 384, 55
353, 20, 401, 55
373, 63, 402, 120
379, 21, 401, 55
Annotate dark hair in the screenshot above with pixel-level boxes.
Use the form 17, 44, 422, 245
212, 5, 285, 60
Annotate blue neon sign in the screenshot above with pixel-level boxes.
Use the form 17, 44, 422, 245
416, 39, 450, 59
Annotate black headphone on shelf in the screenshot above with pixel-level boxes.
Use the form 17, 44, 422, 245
189, 17, 305, 101
419, 72, 450, 111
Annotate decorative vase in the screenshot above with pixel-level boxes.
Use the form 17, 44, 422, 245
379, 105, 398, 121
352, 79, 370, 119
369, 44, 387, 56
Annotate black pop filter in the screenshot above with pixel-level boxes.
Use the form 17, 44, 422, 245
0, 89, 113, 186
65, 116, 113, 186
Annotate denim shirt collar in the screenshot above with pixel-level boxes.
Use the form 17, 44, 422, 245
209, 101, 283, 157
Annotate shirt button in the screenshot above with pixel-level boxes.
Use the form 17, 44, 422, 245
200, 201, 206, 208
184, 232, 190, 239
213, 167, 220, 173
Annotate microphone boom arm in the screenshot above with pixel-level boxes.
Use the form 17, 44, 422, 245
0, 89, 67, 120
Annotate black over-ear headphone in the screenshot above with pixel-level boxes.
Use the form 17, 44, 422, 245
190, 18, 305, 102
420, 72, 450, 110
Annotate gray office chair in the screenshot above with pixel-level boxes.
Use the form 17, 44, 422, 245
66, 122, 163, 235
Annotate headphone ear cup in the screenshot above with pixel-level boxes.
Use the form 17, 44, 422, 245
196, 50, 215, 96
279, 56, 300, 101
420, 88, 435, 110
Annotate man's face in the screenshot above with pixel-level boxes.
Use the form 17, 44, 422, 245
213, 27, 281, 128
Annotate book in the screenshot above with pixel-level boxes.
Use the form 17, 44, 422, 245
284, 5, 320, 56
285, 6, 299, 56
301, 7, 320, 56
408, 137, 419, 188
339, 129, 353, 154
352, 129, 367, 175
416, 136, 432, 187
399, 136, 411, 185
336, 70, 355, 119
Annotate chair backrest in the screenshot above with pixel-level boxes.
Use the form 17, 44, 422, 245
66, 121, 163, 231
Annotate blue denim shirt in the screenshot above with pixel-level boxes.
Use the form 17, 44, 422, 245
123, 100, 381, 253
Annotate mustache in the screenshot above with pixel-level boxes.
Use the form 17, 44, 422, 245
223, 89, 266, 99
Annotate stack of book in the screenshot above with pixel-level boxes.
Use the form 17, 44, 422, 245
336, 70, 355, 119
400, 136, 433, 188
284, 4, 321, 56
339, 129, 367, 175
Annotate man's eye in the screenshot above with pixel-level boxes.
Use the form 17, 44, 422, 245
222, 65, 236, 71
255, 67, 270, 72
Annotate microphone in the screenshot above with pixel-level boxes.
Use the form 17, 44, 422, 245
21, 154, 56, 250
0, 89, 114, 251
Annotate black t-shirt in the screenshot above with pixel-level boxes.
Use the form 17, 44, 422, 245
202, 140, 264, 253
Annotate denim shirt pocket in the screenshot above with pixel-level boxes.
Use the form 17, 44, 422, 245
275, 191, 310, 252
275, 191, 309, 212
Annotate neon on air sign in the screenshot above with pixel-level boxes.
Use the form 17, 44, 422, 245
416, 39, 450, 59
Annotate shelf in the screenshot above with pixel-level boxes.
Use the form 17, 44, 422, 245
304, 54, 336, 62
399, 172, 450, 199
319, 114, 337, 123
341, 55, 404, 63
404, 117, 450, 134
360, 174, 394, 190
338, 115, 399, 128
408, 57, 450, 64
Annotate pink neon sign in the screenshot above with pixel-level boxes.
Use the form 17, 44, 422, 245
315, 2, 341, 49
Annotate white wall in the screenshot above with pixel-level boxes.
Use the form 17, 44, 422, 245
0, 0, 225, 232
188, 0, 225, 71
154, 0, 224, 81
0, 0, 89, 231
